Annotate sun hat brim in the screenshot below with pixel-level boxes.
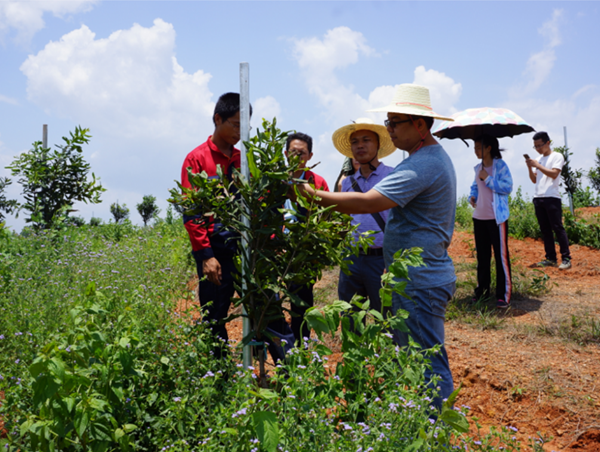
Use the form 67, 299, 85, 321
367, 83, 454, 122
332, 121, 397, 159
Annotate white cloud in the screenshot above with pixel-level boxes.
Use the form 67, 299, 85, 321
512, 9, 563, 97
292, 26, 463, 189
253, 95, 281, 125
292, 26, 376, 121
413, 66, 462, 116
21, 19, 215, 146
16, 19, 288, 229
0, 93, 18, 105
18, 19, 219, 227
294, 26, 376, 75
0, 0, 97, 45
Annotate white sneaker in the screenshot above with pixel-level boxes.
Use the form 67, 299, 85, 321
558, 260, 572, 270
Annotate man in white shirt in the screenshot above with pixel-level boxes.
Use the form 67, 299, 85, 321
526, 131, 572, 270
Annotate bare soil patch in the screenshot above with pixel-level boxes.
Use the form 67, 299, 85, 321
448, 230, 600, 451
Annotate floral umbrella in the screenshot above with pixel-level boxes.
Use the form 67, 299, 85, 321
432, 107, 535, 143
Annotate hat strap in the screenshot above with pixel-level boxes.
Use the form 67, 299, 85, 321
409, 115, 427, 153
366, 155, 378, 171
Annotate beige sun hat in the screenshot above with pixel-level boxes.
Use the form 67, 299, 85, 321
332, 118, 397, 159
368, 83, 454, 122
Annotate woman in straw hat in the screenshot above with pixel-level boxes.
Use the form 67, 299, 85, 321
295, 84, 457, 410
332, 118, 396, 329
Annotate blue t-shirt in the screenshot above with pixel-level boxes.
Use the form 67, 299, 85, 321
373, 144, 457, 289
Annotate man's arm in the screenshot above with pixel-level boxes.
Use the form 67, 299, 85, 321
300, 184, 397, 214
526, 158, 561, 180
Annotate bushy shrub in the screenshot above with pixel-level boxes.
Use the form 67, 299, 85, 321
507, 187, 541, 240
110, 201, 130, 224
89, 216, 103, 227
455, 196, 473, 230
136, 195, 161, 226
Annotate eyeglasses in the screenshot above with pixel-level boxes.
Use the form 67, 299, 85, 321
384, 118, 412, 129
532, 143, 547, 150
226, 119, 252, 131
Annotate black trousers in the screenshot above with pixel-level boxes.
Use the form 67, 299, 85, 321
533, 197, 571, 262
195, 251, 236, 344
288, 282, 314, 342
196, 251, 294, 362
473, 218, 512, 302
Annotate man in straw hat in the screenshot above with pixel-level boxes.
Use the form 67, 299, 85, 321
332, 118, 396, 328
297, 84, 457, 409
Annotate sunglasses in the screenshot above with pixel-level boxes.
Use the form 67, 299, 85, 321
384, 118, 412, 129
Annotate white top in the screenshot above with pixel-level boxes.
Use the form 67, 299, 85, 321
473, 165, 495, 220
534, 151, 564, 199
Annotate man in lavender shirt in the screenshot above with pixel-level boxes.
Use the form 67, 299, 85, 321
332, 118, 397, 319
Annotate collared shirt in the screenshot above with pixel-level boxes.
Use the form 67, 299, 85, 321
181, 136, 240, 260
341, 163, 394, 248
374, 144, 457, 290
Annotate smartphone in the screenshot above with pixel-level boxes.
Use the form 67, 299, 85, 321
523, 154, 530, 159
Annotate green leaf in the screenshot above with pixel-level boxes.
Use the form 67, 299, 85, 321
160, 356, 170, 366
74, 409, 90, 438
252, 411, 279, 452
257, 388, 278, 400
48, 357, 66, 382
64, 397, 76, 414
440, 408, 470, 433
403, 438, 424, 452
111, 386, 124, 401
122, 424, 137, 433
440, 385, 469, 432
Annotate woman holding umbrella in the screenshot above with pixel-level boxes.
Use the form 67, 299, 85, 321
468, 135, 513, 308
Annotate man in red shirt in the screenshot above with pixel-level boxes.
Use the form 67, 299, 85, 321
181, 93, 252, 355
283, 132, 329, 342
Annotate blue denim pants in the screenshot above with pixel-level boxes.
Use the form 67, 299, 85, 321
392, 282, 455, 410
338, 254, 386, 312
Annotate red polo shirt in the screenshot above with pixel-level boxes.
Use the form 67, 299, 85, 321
181, 136, 240, 260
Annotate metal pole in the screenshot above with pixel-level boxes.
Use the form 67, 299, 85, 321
239, 63, 252, 369
564, 126, 574, 215
42, 124, 48, 149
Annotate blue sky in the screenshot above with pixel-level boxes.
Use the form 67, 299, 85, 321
1, 1, 599, 230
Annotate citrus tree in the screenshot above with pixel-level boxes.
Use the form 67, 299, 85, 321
6, 126, 105, 229
169, 119, 365, 384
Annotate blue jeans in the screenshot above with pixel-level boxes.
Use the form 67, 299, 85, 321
339, 254, 387, 331
392, 282, 455, 410
338, 254, 386, 311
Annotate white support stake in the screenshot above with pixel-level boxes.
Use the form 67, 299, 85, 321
43, 124, 48, 149
239, 63, 252, 369
564, 126, 574, 215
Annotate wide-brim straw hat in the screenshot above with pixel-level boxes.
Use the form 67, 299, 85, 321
332, 118, 397, 159
368, 83, 454, 122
